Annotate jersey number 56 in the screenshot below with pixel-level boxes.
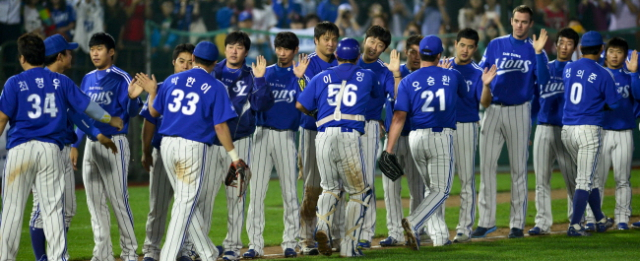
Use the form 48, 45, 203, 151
327, 83, 358, 107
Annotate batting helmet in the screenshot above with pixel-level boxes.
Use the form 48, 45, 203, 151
335, 38, 360, 60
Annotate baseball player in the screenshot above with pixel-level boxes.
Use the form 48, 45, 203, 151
379, 34, 427, 247
529, 28, 580, 236
137, 41, 241, 261
29, 34, 119, 261
448, 28, 484, 243
138, 43, 199, 261
243, 32, 306, 259
584, 39, 639, 231
196, 31, 272, 261
473, 5, 539, 239
560, 31, 617, 236
73, 32, 142, 261
385, 35, 477, 249
0, 33, 122, 261
298, 21, 342, 255
354, 25, 393, 249
296, 37, 381, 257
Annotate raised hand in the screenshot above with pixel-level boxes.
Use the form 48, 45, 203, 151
626, 50, 638, 73
438, 57, 452, 69
482, 64, 498, 86
384, 49, 401, 73
97, 134, 118, 154
135, 73, 158, 94
252, 55, 267, 78
109, 116, 124, 131
533, 28, 548, 54
128, 77, 144, 99
293, 53, 310, 78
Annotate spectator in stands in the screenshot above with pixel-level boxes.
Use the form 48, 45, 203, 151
104, 0, 127, 50
200, 0, 224, 31
272, 0, 302, 29
578, 0, 611, 31
0, 0, 21, 80
45, 0, 76, 40
238, 10, 253, 31
248, 0, 277, 62
389, 0, 412, 37
414, 0, 449, 36
24, 0, 45, 37
74, 0, 104, 53
290, 13, 304, 29
371, 14, 387, 29
608, 0, 639, 30
359, 3, 385, 31
216, 0, 235, 30
299, 0, 316, 16
174, 0, 200, 32
353, 0, 389, 25
335, 3, 360, 37
484, 0, 500, 20
151, 0, 179, 54
317, 0, 348, 23
542, 0, 568, 29
123, 0, 152, 45
458, 0, 484, 34
395, 21, 420, 60
304, 13, 320, 28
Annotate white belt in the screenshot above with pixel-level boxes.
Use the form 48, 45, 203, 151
316, 79, 365, 127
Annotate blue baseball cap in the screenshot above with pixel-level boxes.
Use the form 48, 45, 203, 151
335, 38, 360, 60
419, 35, 443, 56
238, 11, 252, 22
581, 31, 604, 47
193, 41, 219, 61
44, 34, 78, 56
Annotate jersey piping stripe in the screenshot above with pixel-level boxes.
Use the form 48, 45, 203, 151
120, 139, 135, 227
112, 67, 132, 84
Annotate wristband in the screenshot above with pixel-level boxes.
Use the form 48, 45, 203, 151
228, 149, 240, 162
99, 113, 112, 123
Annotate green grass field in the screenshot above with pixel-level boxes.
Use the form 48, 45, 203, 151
12, 171, 640, 260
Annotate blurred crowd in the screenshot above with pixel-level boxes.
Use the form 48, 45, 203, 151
1, 0, 639, 68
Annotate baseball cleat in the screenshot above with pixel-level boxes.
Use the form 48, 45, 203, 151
356, 240, 371, 250
186, 250, 202, 261
437, 239, 453, 246
453, 233, 471, 243
508, 228, 524, 238
142, 258, 156, 261
631, 221, 640, 229
596, 217, 614, 232
216, 246, 224, 258
584, 223, 596, 232
315, 230, 333, 256
379, 236, 405, 247
471, 226, 497, 238
242, 249, 260, 259
567, 226, 591, 236
617, 223, 629, 230
222, 251, 241, 261
402, 218, 420, 250
528, 226, 550, 236
284, 248, 297, 258
177, 255, 192, 261
300, 245, 319, 255
332, 239, 341, 252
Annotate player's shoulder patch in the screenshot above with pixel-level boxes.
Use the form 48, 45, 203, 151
307, 52, 318, 59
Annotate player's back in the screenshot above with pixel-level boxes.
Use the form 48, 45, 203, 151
602, 68, 636, 130
156, 68, 237, 145
300, 52, 338, 130
562, 58, 620, 126
396, 66, 466, 130
0, 68, 90, 149
357, 58, 391, 121
310, 63, 379, 134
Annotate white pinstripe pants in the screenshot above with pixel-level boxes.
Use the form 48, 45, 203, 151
360, 120, 380, 241
82, 135, 138, 261
478, 103, 531, 229
30, 145, 77, 229
382, 135, 424, 242
533, 125, 577, 231
142, 147, 171, 259
561, 125, 602, 192
585, 129, 633, 224
159, 137, 218, 261
246, 127, 300, 254
453, 122, 478, 236
406, 128, 454, 246
0, 141, 67, 261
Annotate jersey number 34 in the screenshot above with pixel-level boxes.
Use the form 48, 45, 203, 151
28, 93, 58, 119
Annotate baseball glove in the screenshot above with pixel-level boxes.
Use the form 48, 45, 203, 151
378, 151, 403, 181
225, 159, 252, 198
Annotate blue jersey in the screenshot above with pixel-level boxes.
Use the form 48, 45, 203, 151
50, 4, 76, 39
357, 58, 392, 121
78, 65, 141, 137
300, 52, 338, 130
535, 54, 570, 126
395, 66, 469, 130
139, 82, 164, 149
451, 58, 482, 122
562, 58, 621, 126
384, 64, 414, 136
480, 35, 538, 105
602, 68, 639, 130
0, 67, 92, 150
155, 68, 237, 145
256, 64, 301, 131
297, 63, 381, 134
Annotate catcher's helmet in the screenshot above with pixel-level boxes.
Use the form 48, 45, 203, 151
335, 38, 360, 60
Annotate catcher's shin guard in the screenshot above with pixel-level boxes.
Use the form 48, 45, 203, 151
341, 187, 372, 257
